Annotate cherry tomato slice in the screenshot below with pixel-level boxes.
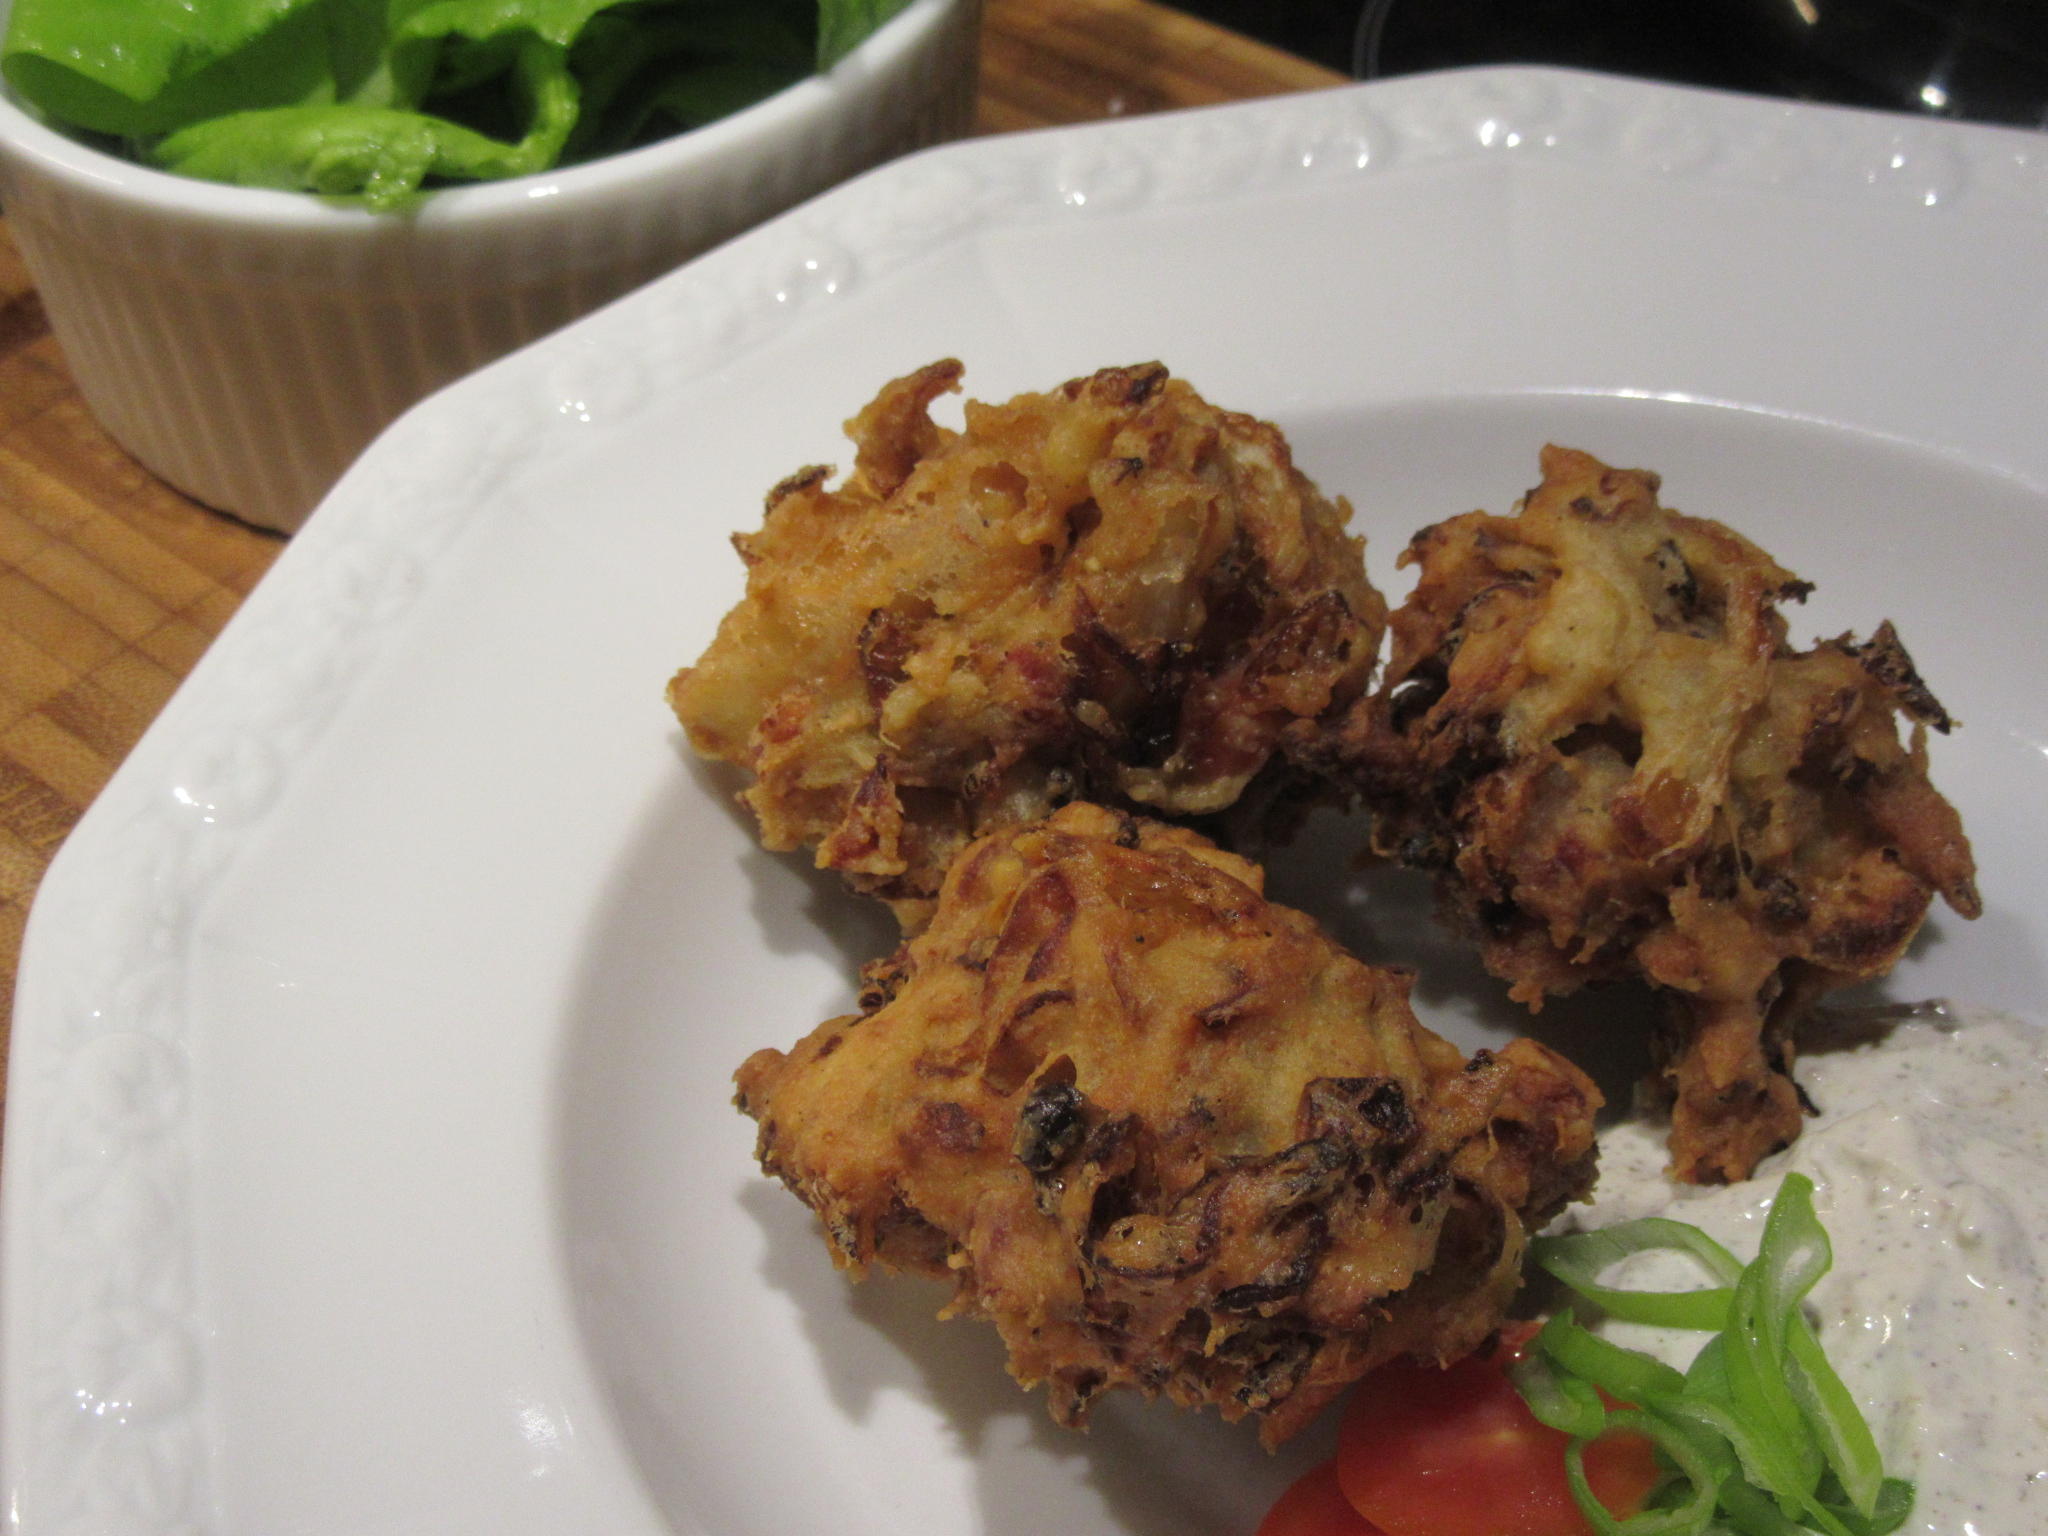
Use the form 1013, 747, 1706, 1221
1333, 1339, 1660, 1536
1256, 1461, 1386, 1536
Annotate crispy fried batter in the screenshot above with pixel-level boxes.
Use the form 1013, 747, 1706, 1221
735, 803, 1600, 1445
1344, 446, 1979, 1183
670, 360, 1387, 928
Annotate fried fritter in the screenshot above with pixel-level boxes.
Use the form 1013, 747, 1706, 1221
1344, 446, 1979, 1184
670, 360, 1386, 929
734, 803, 1601, 1445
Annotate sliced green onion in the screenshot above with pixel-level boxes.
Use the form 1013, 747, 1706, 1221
1535, 1217, 1745, 1330
1753, 1177, 1834, 1330
1817, 1477, 1915, 1536
1654, 1397, 1846, 1536
1718, 1474, 1816, 1535
1644, 1405, 1742, 1491
1786, 1318, 1885, 1519
1716, 1469, 1912, 1536
1565, 1409, 1723, 1535
1721, 1192, 1827, 1498
1512, 1175, 1913, 1536
1538, 1311, 1690, 1406
1684, 1332, 1730, 1399
1512, 1345, 1610, 1438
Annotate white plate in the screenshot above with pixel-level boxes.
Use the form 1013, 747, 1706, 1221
7, 67, 2048, 1536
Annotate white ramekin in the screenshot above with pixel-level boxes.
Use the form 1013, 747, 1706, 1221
0, 0, 981, 531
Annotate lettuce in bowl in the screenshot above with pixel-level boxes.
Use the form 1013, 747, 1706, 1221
2, 0, 912, 208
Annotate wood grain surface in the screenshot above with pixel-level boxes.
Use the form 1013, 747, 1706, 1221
0, 0, 1344, 1126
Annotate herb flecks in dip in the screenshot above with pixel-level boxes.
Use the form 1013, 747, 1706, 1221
1561, 1006, 2048, 1533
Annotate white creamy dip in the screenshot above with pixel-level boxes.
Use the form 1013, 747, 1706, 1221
1548, 1006, 2048, 1535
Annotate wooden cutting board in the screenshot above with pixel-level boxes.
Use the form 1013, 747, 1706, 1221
0, 0, 1343, 1127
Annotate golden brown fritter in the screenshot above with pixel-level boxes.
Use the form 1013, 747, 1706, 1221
670, 360, 1386, 929
734, 803, 1601, 1446
1343, 445, 1979, 1184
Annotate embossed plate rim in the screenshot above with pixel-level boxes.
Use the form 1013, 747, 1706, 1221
6, 66, 2048, 1535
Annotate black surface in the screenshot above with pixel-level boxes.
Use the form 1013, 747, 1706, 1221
1159, 0, 1364, 75
1168, 0, 2048, 128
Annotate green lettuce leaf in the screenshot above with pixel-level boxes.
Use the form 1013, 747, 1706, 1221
817, 0, 913, 69
3, 0, 920, 206
4, 0, 372, 136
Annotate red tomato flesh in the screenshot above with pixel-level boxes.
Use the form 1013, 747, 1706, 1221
1256, 1461, 1386, 1536
1332, 1336, 1660, 1536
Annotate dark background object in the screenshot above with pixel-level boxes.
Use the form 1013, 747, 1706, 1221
1164, 0, 1364, 75
1170, 0, 2048, 129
